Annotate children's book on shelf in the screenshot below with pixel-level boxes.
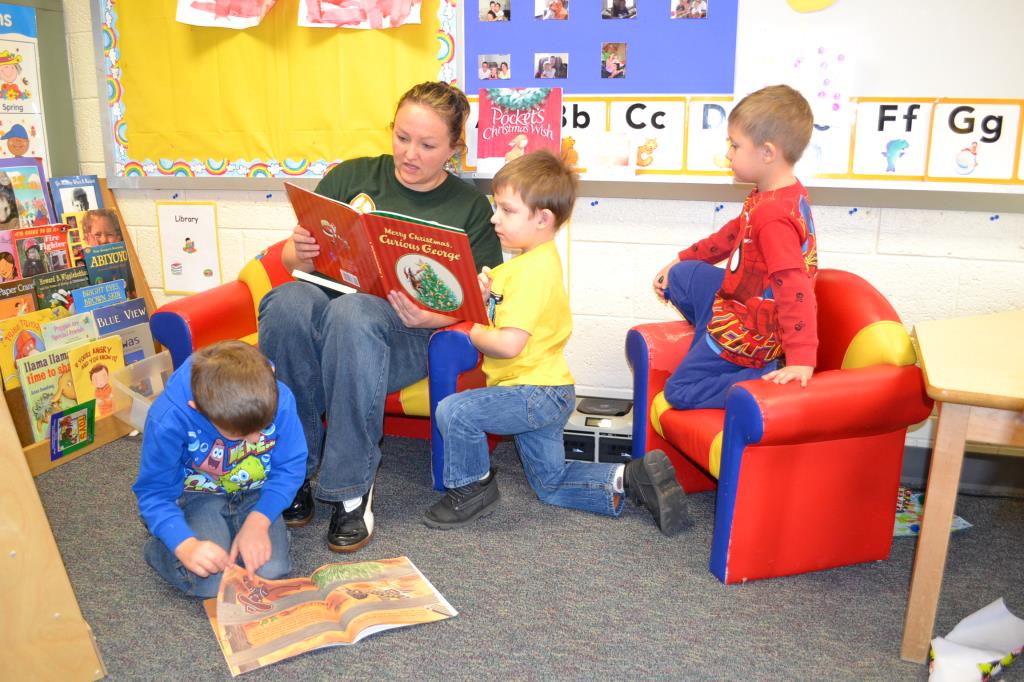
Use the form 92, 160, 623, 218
48, 175, 102, 219
17, 340, 78, 442
11, 224, 71, 275
285, 182, 489, 325
0, 228, 19, 281
0, 306, 67, 389
32, 265, 89, 311
0, 156, 55, 228
64, 208, 127, 266
70, 279, 127, 314
205, 556, 457, 676
476, 87, 562, 174
68, 336, 124, 419
0, 277, 36, 318
106, 321, 155, 365
49, 399, 96, 461
83, 241, 135, 298
41, 310, 97, 348
62, 210, 86, 265
93, 297, 149, 336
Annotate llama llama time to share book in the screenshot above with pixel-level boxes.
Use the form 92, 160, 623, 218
16, 340, 77, 443
284, 182, 489, 325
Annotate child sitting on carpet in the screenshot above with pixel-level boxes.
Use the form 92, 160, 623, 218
132, 340, 306, 598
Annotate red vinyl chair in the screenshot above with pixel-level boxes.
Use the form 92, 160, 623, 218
150, 239, 490, 491
626, 269, 934, 583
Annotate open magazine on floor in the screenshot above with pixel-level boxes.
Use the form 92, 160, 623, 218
894, 485, 972, 537
284, 182, 489, 325
205, 556, 457, 676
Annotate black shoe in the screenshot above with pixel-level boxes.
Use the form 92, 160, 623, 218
625, 450, 689, 536
423, 470, 499, 530
327, 487, 374, 553
282, 480, 314, 528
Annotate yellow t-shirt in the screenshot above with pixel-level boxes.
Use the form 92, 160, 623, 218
483, 241, 574, 387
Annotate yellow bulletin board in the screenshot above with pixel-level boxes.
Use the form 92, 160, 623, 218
97, 0, 456, 183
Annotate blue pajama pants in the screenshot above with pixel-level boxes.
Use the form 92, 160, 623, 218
662, 261, 777, 410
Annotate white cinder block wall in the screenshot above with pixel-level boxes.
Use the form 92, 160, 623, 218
64, 1, 1024, 450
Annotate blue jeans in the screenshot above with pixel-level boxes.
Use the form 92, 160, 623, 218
258, 283, 432, 501
436, 384, 624, 517
143, 490, 291, 598
662, 261, 776, 410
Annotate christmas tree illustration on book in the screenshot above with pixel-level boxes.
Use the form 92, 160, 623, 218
284, 182, 488, 325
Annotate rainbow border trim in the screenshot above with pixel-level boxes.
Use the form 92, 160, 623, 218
157, 160, 195, 177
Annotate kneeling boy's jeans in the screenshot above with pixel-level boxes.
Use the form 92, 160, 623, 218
143, 489, 291, 598
437, 384, 623, 517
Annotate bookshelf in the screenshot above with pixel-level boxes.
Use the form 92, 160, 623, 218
1, 179, 158, 679
2, 180, 157, 476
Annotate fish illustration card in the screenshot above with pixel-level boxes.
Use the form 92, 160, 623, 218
851, 100, 933, 178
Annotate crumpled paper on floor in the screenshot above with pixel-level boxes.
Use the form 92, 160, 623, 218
930, 598, 1024, 681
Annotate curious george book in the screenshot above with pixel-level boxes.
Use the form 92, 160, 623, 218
285, 182, 489, 325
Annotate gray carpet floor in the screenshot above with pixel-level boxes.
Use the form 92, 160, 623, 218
35, 435, 1024, 681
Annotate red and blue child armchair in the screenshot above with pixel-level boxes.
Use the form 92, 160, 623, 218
627, 268, 934, 583
149, 239, 486, 491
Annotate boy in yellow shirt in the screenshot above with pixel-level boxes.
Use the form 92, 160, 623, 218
418, 151, 688, 535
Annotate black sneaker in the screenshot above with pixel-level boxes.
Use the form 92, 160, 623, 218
624, 450, 689, 536
422, 470, 499, 530
327, 487, 374, 553
282, 480, 315, 528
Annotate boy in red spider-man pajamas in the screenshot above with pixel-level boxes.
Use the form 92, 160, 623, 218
652, 84, 819, 409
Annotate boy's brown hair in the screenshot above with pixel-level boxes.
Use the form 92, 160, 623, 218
492, 150, 578, 229
728, 84, 813, 165
191, 340, 278, 435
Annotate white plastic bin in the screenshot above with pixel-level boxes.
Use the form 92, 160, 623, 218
111, 350, 173, 431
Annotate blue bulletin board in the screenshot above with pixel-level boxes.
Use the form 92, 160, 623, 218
461, 0, 1024, 195
464, 1, 737, 94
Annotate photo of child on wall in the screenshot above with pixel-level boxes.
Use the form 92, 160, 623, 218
481, 0, 510, 20
534, 53, 568, 79
478, 55, 510, 80
601, 43, 627, 79
671, 0, 707, 18
603, 0, 636, 18
535, 0, 568, 20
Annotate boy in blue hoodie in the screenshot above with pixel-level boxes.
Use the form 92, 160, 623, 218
132, 340, 306, 598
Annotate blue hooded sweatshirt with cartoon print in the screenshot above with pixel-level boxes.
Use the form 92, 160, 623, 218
132, 354, 306, 553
